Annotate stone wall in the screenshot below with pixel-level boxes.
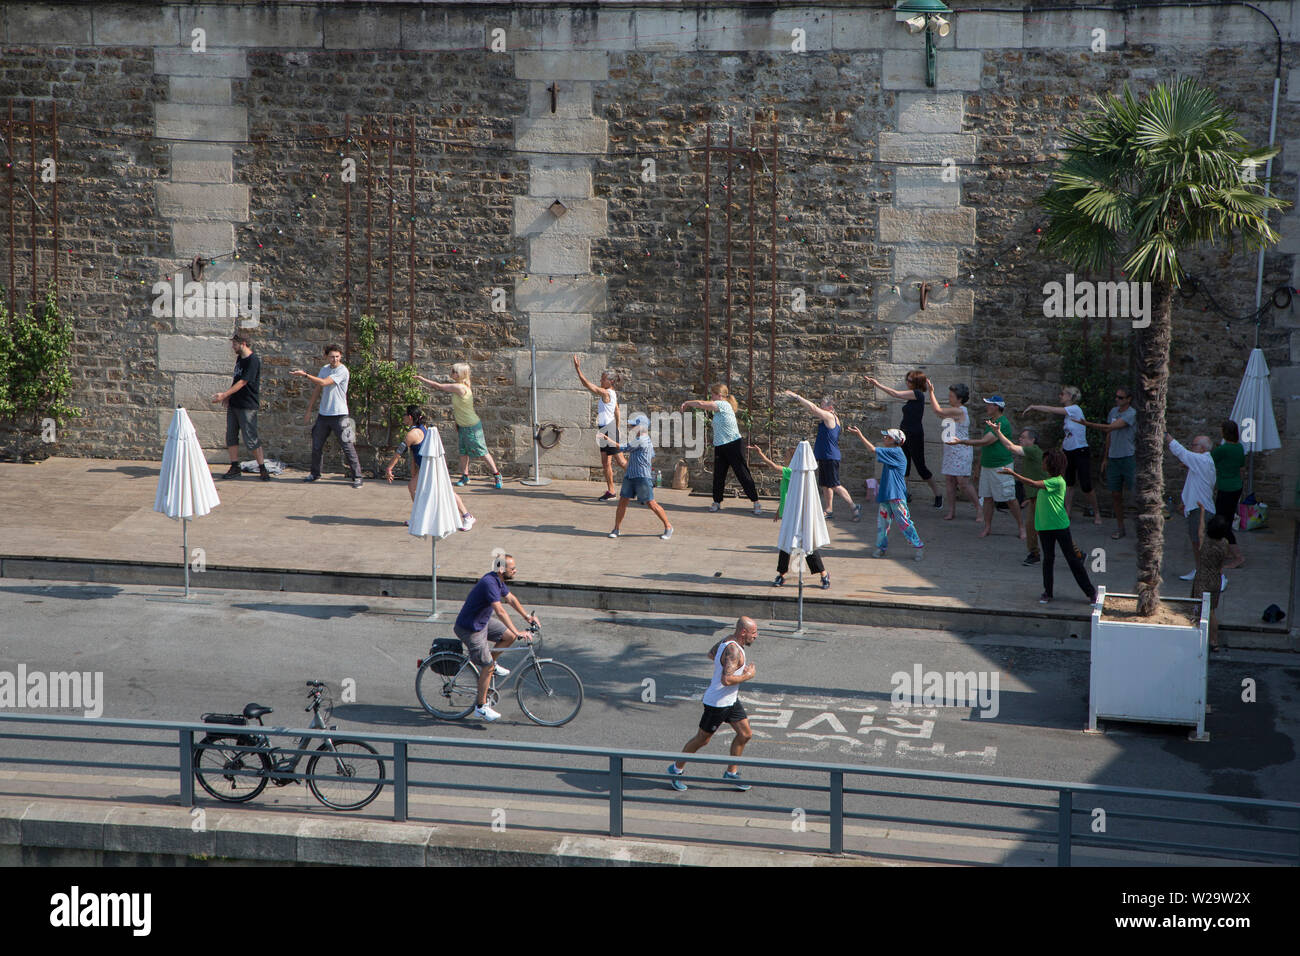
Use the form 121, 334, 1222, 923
0, 1, 1295, 504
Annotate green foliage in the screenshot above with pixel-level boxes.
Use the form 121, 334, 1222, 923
348, 314, 425, 450
0, 285, 81, 430
1056, 318, 1126, 456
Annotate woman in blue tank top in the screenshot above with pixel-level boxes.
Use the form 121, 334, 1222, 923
783, 390, 861, 521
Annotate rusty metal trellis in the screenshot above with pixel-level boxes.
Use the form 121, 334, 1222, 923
341, 113, 419, 362
2, 100, 60, 317
699, 115, 780, 432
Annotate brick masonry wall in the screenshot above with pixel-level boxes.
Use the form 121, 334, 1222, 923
0, 1, 1295, 507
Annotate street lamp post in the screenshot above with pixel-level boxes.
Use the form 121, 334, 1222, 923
895, 0, 953, 88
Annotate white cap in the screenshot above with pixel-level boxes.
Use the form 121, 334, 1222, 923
881, 428, 906, 444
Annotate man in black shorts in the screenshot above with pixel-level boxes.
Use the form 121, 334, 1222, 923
211, 332, 271, 481
667, 616, 758, 792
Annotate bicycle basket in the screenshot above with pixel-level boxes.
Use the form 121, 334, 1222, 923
201, 713, 247, 726
429, 638, 464, 675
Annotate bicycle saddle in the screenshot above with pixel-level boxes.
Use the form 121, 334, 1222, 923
243, 703, 273, 719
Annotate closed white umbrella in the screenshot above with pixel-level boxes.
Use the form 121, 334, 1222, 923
154, 406, 220, 597
776, 441, 830, 631
408, 425, 461, 619
1229, 348, 1282, 494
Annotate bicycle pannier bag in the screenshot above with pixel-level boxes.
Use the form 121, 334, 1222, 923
429, 638, 464, 675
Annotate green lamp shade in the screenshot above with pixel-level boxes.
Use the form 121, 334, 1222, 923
894, 0, 953, 13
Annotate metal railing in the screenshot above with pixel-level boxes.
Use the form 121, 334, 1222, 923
1, 712, 1297, 866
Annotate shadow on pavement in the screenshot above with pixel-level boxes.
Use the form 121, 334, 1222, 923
232, 602, 370, 620
86, 465, 158, 479
285, 515, 405, 527
0, 584, 123, 601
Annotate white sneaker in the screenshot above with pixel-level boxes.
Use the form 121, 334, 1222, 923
708, 502, 721, 512
473, 704, 501, 722
914, 548, 924, 562
493, 662, 510, 677
660, 527, 674, 540
460, 513, 476, 531
608, 529, 620, 539
873, 548, 886, 558
1220, 574, 1227, 592
1179, 570, 1196, 581
753, 502, 763, 516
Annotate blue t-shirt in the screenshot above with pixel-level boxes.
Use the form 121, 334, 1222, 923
876, 446, 908, 502
455, 572, 510, 633
619, 433, 655, 479
813, 420, 841, 461
711, 401, 741, 446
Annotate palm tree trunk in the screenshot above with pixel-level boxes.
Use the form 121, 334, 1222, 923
1134, 279, 1173, 616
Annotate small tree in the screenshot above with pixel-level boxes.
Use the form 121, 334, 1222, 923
1039, 79, 1285, 615
0, 285, 81, 434
348, 313, 425, 456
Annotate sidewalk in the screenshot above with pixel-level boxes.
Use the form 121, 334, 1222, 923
1, 457, 1294, 649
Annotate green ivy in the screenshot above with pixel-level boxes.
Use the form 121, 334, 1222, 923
1056, 316, 1127, 456
0, 285, 81, 430
348, 313, 425, 450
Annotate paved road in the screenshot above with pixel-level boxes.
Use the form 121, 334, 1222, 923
1, 579, 1296, 861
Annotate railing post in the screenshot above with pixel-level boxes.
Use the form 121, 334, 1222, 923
1058, 789, 1073, 867
609, 756, 624, 837
393, 742, 408, 823
179, 729, 194, 808
829, 770, 844, 855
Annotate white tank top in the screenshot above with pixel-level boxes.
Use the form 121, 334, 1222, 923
702, 640, 745, 708
597, 388, 618, 427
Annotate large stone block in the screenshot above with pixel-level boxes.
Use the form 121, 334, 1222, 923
158, 407, 226, 448
875, 288, 974, 326
1291, 69, 1300, 102
515, 275, 607, 313
155, 104, 248, 143
878, 207, 976, 245
514, 349, 597, 388
172, 221, 235, 258
832, 10, 925, 50
879, 132, 976, 165
527, 160, 594, 198
534, 387, 594, 427
511, 423, 601, 469
1126, 6, 1264, 47
169, 76, 232, 106
953, 13, 1024, 50
883, 49, 982, 91
156, 183, 250, 222
1023, 12, 1125, 50
8, 5, 92, 44
514, 196, 607, 239
323, 6, 401, 49
170, 143, 233, 184
890, 324, 959, 365
504, 8, 637, 53
897, 93, 964, 134
895, 167, 962, 207
528, 314, 592, 351
514, 116, 608, 155
157, 333, 233, 373
697, 7, 833, 53
893, 246, 958, 281
94, 4, 179, 45
154, 49, 247, 78
173, 372, 230, 408
528, 236, 591, 275
400, 8, 488, 51
514, 51, 610, 82
176, 5, 323, 48
1270, 365, 1300, 401
634, 9, 698, 51
1277, 215, 1300, 255
527, 81, 595, 120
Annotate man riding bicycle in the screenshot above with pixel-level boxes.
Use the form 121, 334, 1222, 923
453, 552, 538, 722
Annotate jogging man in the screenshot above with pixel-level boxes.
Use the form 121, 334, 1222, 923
211, 332, 271, 481
453, 553, 538, 722
667, 616, 758, 792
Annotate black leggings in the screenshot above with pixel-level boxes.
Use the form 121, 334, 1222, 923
712, 438, 758, 503
902, 428, 932, 481
1215, 489, 1240, 545
778, 550, 825, 575
1039, 527, 1096, 600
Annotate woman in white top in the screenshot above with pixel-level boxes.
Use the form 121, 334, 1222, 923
573, 355, 627, 501
928, 380, 980, 521
1024, 385, 1103, 525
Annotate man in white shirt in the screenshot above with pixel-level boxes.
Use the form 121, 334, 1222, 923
1167, 433, 1216, 581
291, 343, 364, 488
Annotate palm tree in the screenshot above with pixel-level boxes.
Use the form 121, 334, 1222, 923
1039, 79, 1285, 616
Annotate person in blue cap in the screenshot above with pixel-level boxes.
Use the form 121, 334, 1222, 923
599, 413, 673, 540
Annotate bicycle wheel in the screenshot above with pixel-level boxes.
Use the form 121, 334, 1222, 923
516, 660, 583, 727
307, 740, 386, 811
194, 735, 271, 803
415, 653, 479, 719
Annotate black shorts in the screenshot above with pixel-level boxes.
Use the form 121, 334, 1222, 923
699, 700, 747, 733
1064, 445, 1092, 493
598, 421, 621, 456
816, 459, 840, 488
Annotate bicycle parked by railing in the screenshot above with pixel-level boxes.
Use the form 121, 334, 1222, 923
193, 681, 386, 811
415, 621, 583, 726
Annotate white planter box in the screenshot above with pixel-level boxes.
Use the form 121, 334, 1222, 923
1087, 586, 1210, 741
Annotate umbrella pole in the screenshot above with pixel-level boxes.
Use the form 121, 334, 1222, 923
795, 562, 804, 634
183, 518, 189, 599
427, 536, 439, 621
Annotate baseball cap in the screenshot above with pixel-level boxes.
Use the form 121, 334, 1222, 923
881, 428, 906, 444
982, 395, 1006, 407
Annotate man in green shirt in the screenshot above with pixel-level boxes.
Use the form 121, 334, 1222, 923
986, 424, 1045, 565
1210, 419, 1246, 568
949, 395, 1026, 541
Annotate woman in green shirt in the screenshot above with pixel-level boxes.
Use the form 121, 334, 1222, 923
1002, 448, 1096, 605
1210, 419, 1245, 568
750, 445, 830, 589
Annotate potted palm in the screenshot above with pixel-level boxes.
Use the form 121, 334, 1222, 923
1038, 79, 1285, 734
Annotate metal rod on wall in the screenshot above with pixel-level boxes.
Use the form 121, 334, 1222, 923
365, 115, 373, 324
29, 100, 37, 304
703, 123, 711, 392
344, 114, 352, 356
769, 112, 778, 436
725, 125, 734, 389
387, 113, 395, 360
409, 115, 416, 365
7, 101, 13, 315
747, 124, 756, 412
51, 101, 58, 299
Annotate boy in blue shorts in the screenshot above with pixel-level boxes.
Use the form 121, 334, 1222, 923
599, 414, 673, 541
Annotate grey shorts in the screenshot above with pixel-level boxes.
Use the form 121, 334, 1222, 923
453, 618, 507, 667
225, 406, 261, 450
